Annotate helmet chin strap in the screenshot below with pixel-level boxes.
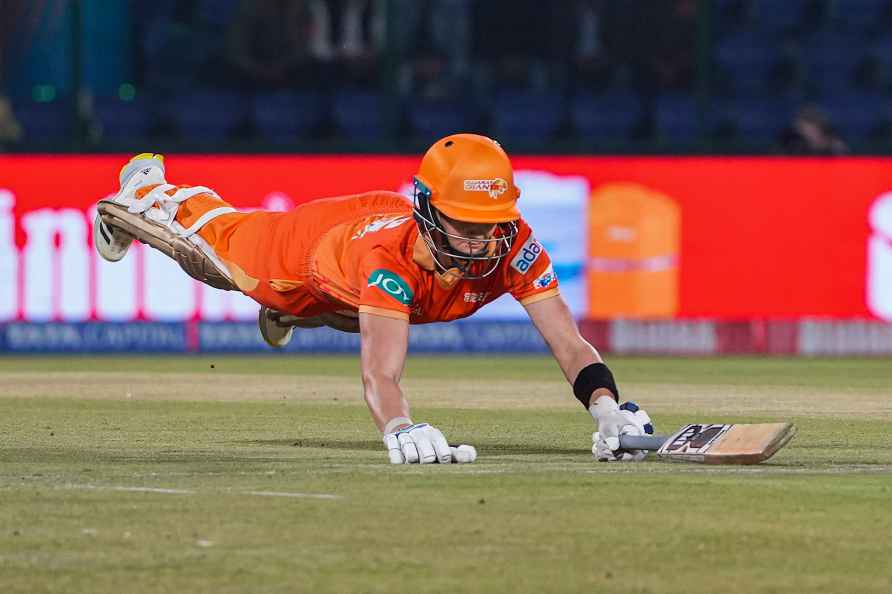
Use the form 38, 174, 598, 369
435, 267, 464, 289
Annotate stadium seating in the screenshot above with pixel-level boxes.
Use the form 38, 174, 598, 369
714, 97, 796, 145
822, 92, 889, 140
801, 31, 865, 95
713, 0, 750, 32
407, 99, 474, 140
130, 0, 177, 23
489, 91, 564, 142
571, 90, 642, 142
753, 0, 812, 33
715, 31, 781, 94
831, 0, 891, 33
196, 0, 241, 28
252, 92, 324, 143
92, 97, 153, 142
8, 0, 892, 151
164, 90, 249, 142
870, 33, 892, 74
333, 91, 387, 140
12, 99, 74, 142
654, 93, 703, 144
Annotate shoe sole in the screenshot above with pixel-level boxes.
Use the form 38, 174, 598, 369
95, 153, 166, 262
258, 307, 294, 348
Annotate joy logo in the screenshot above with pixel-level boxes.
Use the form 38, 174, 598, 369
868, 192, 892, 321
511, 236, 543, 274
367, 269, 414, 305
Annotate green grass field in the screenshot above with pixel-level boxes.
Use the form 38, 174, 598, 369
1, 355, 891, 594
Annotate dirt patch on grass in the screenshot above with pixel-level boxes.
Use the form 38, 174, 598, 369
0, 372, 356, 402
623, 383, 892, 419
1, 371, 891, 418
0, 372, 573, 409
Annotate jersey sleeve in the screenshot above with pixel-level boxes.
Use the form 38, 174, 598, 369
357, 248, 418, 321
505, 225, 561, 306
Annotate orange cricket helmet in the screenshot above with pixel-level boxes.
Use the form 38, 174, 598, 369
412, 134, 521, 279
414, 133, 521, 223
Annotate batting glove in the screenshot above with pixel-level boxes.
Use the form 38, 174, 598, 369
591, 399, 654, 462
383, 423, 476, 465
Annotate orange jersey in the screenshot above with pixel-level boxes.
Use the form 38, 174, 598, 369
175, 189, 560, 322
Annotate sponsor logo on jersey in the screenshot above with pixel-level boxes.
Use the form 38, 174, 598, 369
351, 216, 412, 240
463, 178, 509, 199
511, 235, 543, 274
532, 265, 556, 289
367, 269, 414, 305
463, 291, 490, 303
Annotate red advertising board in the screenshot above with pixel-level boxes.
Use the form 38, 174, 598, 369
0, 155, 889, 321
547, 157, 887, 320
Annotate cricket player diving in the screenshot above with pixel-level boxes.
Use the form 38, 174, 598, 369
93, 133, 654, 464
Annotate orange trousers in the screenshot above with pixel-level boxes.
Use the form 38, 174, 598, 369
139, 184, 333, 317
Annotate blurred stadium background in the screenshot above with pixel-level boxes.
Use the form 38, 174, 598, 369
1, 0, 892, 356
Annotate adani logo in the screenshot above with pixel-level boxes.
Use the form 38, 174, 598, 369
510, 236, 543, 274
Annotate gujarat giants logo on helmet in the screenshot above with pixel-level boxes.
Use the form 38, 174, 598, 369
463, 178, 509, 199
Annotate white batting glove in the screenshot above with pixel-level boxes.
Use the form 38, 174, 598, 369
383, 423, 477, 465
590, 398, 654, 462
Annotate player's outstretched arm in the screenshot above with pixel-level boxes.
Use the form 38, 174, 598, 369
523, 295, 654, 461
359, 312, 411, 432
359, 312, 474, 464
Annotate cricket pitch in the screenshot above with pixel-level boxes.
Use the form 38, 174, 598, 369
1, 355, 891, 594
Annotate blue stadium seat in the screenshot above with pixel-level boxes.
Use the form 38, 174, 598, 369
754, 0, 809, 33
131, 0, 177, 23
714, 0, 752, 31
13, 100, 74, 141
822, 92, 889, 140
715, 31, 781, 93
490, 92, 563, 142
870, 34, 892, 69
802, 32, 864, 94
93, 97, 152, 142
333, 91, 387, 140
165, 90, 249, 142
196, 0, 241, 28
571, 90, 642, 142
716, 98, 796, 144
654, 93, 703, 144
252, 92, 324, 143
832, 0, 889, 32
408, 99, 473, 141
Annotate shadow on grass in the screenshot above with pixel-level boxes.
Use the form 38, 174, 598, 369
240, 438, 583, 456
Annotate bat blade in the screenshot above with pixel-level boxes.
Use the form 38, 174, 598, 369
619, 423, 797, 465
657, 422, 797, 464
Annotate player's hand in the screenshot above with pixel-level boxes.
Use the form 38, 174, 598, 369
383, 423, 476, 464
590, 398, 654, 462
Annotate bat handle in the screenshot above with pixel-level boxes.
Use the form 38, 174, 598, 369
618, 434, 669, 451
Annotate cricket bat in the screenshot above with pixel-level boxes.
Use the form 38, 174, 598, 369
618, 422, 797, 465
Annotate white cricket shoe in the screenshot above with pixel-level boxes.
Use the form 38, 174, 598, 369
94, 152, 166, 262
258, 307, 295, 348
258, 307, 329, 348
